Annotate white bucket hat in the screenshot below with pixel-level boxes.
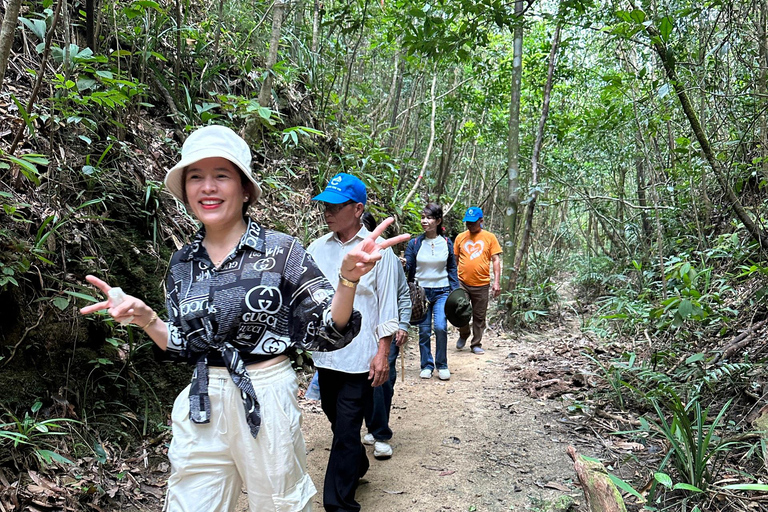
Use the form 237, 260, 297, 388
164, 125, 262, 204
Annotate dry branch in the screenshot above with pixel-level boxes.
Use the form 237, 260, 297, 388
567, 446, 628, 512
713, 318, 768, 363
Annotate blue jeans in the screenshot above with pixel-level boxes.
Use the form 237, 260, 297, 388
363, 338, 399, 441
419, 287, 450, 370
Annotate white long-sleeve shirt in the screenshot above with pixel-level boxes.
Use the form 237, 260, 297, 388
307, 226, 400, 374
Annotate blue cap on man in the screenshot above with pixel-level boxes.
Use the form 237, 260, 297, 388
312, 173, 367, 205
463, 207, 483, 222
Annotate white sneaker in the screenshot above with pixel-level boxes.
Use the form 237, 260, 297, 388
362, 433, 375, 445
438, 368, 451, 380
373, 441, 393, 459
420, 369, 433, 379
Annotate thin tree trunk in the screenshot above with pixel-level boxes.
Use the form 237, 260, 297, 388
504, 0, 524, 293
311, 0, 321, 54
401, 73, 437, 209
635, 132, 653, 246
85, 0, 96, 50
259, 0, 286, 107
640, 10, 768, 250
340, 0, 369, 115
759, 0, 768, 175
510, 23, 561, 290
212, 0, 225, 60
0, 0, 23, 89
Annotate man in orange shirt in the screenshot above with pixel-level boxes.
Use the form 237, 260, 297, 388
453, 207, 502, 354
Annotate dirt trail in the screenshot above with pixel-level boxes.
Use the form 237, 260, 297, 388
252, 323, 586, 511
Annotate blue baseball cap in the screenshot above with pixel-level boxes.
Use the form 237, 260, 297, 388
312, 173, 367, 205
463, 207, 483, 222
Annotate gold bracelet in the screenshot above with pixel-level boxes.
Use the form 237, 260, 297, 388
338, 273, 359, 288
141, 311, 159, 330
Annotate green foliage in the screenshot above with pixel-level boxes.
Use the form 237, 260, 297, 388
637, 393, 738, 499
0, 401, 79, 467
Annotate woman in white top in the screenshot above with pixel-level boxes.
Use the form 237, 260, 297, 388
403, 203, 459, 380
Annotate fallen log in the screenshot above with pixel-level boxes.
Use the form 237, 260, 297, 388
714, 318, 768, 363
566, 446, 627, 512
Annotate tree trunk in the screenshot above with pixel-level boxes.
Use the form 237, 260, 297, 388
259, 0, 286, 107
759, 0, 768, 176
311, 0, 322, 54
85, 0, 96, 50
641, 14, 768, 250
634, 132, 653, 248
212, 0, 225, 60
401, 73, 437, 210
340, 0, 369, 116
509, 23, 561, 290
0, 0, 23, 89
503, 0, 524, 292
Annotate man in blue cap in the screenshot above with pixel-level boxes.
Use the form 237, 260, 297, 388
307, 173, 403, 512
453, 206, 502, 355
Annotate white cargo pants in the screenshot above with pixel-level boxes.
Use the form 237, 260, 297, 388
163, 359, 315, 512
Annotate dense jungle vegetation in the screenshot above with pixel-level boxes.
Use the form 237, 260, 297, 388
1, 0, 768, 510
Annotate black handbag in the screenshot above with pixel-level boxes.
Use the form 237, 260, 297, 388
409, 279, 429, 325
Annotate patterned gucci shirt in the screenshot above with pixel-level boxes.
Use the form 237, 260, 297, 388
162, 217, 361, 437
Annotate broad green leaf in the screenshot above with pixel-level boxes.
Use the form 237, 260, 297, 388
678, 299, 693, 318
654, 472, 673, 488
630, 9, 645, 23
659, 16, 674, 42
52, 297, 70, 310
19, 17, 47, 41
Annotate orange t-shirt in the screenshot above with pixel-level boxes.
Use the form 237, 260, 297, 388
454, 230, 502, 286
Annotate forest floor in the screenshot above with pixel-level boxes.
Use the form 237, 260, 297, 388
231, 283, 604, 512
277, 324, 590, 512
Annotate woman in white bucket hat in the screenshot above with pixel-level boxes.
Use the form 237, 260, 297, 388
80, 125, 410, 511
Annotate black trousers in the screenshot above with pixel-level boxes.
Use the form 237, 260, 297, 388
317, 368, 372, 512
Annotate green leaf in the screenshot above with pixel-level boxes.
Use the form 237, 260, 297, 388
678, 299, 693, 318
19, 17, 47, 41
36, 449, 74, 466
76, 78, 97, 91
63, 290, 99, 303
673, 482, 703, 492
629, 9, 645, 23
659, 16, 674, 42
93, 441, 108, 464
105, 338, 121, 347
607, 473, 646, 502
52, 297, 70, 310
654, 472, 673, 488
723, 484, 768, 491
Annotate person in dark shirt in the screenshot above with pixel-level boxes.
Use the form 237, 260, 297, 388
80, 125, 409, 512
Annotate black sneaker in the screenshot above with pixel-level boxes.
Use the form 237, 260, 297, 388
456, 337, 467, 349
